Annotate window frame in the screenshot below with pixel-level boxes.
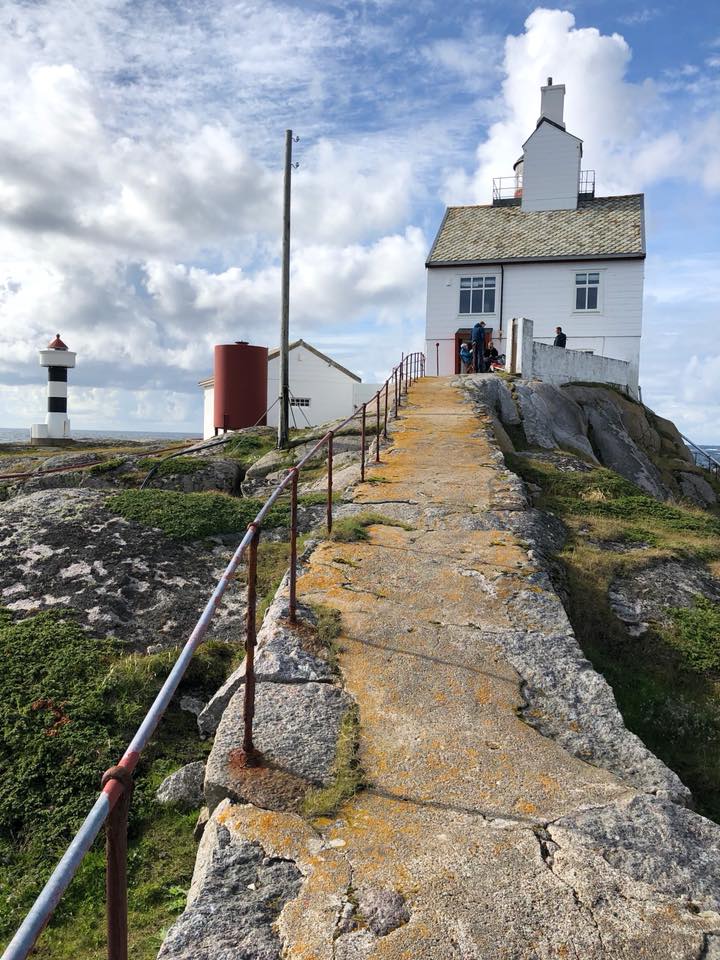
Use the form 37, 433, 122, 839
573, 269, 602, 313
457, 274, 498, 316
290, 397, 311, 408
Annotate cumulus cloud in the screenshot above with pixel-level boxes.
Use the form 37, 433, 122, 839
445, 9, 720, 203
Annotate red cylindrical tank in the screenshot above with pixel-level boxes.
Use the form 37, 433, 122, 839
213, 342, 268, 431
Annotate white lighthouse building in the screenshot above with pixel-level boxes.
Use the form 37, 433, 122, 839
30, 334, 77, 444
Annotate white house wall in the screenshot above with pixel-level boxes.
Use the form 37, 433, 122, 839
266, 346, 356, 430
521, 123, 581, 212
425, 258, 643, 382
425, 266, 505, 376
202, 386, 214, 440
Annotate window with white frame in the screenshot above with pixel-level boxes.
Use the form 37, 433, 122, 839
290, 397, 311, 407
575, 271, 600, 310
459, 276, 496, 314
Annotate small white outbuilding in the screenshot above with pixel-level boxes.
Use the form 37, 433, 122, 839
199, 339, 379, 440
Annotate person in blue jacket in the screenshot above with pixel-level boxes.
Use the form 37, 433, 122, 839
471, 321, 486, 372
459, 342, 472, 374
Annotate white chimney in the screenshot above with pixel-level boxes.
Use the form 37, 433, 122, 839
539, 77, 565, 128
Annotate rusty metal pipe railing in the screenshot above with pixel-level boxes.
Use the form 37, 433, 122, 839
289, 469, 299, 623
2, 351, 424, 960
360, 404, 366, 483
239, 526, 261, 766
327, 432, 334, 533
375, 394, 381, 463
383, 382, 389, 439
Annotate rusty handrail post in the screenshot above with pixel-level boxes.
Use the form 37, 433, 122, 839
103, 766, 134, 960
327, 432, 334, 533
375, 392, 381, 463
360, 404, 366, 482
289, 469, 298, 624
399, 356, 403, 402
393, 368, 398, 418
383, 381, 389, 439
240, 524, 262, 766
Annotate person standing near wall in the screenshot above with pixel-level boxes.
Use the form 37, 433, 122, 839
554, 326, 567, 348
471, 321, 486, 372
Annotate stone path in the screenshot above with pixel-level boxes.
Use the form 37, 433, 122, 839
188, 378, 720, 959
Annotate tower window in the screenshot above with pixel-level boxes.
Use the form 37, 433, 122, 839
290, 397, 311, 407
575, 272, 600, 310
459, 276, 496, 314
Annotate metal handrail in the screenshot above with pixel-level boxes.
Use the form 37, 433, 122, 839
681, 433, 720, 479
2, 350, 425, 960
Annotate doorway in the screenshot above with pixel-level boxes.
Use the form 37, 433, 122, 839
455, 327, 493, 373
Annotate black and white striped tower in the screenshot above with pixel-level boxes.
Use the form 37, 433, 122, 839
30, 334, 77, 444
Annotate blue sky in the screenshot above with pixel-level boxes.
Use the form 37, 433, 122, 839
0, 0, 718, 438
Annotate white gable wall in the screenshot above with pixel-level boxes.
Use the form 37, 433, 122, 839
266, 345, 356, 429
425, 257, 643, 388
521, 123, 581, 212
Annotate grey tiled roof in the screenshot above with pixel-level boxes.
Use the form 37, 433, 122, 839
426, 195, 645, 265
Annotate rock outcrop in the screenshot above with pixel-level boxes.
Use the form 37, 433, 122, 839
0, 489, 246, 650
469, 375, 717, 506
156, 761, 206, 809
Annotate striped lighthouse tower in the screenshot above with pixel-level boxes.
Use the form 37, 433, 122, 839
30, 334, 77, 445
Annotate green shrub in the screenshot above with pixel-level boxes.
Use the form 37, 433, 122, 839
665, 598, 720, 672
106, 489, 290, 541
0, 610, 234, 946
223, 434, 275, 465
137, 456, 202, 477
88, 457, 126, 475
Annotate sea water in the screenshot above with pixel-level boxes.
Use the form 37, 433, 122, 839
0, 427, 200, 444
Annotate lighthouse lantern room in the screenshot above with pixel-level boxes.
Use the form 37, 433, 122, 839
30, 334, 77, 445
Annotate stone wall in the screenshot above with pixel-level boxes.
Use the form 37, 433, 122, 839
508, 317, 638, 397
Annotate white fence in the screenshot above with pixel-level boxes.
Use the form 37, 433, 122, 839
506, 317, 637, 398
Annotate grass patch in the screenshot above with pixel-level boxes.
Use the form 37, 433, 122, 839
363, 475, 391, 485
106, 489, 290, 541
663, 598, 720, 672
329, 512, 413, 543
223, 434, 275, 466
137, 456, 203, 477
88, 456, 127, 474
297, 491, 342, 507
310, 603, 343, 670
0, 608, 235, 953
302, 705, 364, 818
506, 451, 720, 822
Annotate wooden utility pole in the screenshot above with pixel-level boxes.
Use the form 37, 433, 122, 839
278, 129, 295, 449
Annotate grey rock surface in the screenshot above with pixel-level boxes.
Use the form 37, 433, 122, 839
0, 488, 247, 649
679, 470, 717, 506
549, 794, 720, 912
355, 887, 410, 936
158, 827, 302, 960
205, 681, 352, 812
148, 458, 241, 495
515, 381, 598, 460
492, 622, 691, 805
156, 761, 206, 809
610, 558, 720, 635
36, 452, 103, 471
